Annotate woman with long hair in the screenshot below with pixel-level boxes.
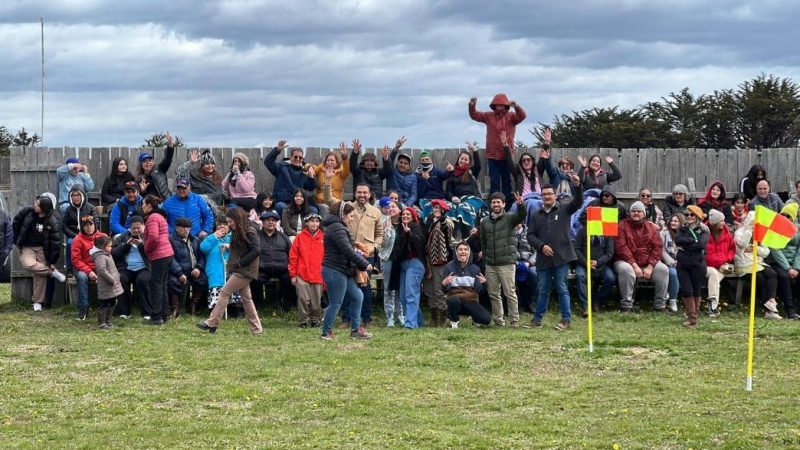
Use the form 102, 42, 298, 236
141, 194, 174, 325
739, 164, 766, 200
660, 213, 685, 312
281, 189, 314, 238
705, 209, 735, 317
378, 198, 404, 326
137, 133, 175, 200
320, 200, 373, 340
576, 153, 622, 190
314, 146, 350, 207
734, 211, 781, 319
727, 193, 749, 232
222, 153, 258, 211
697, 181, 729, 217
101, 157, 135, 205
389, 207, 426, 329
197, 207, 263, 334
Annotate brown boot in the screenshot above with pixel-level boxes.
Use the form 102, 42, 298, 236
189, 288, 205, 316
169, 294, 181, 319
432, 309, 443, 327
682, 296, 697, 327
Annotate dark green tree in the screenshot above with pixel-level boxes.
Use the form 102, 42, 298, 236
13, 127, 42, 148
736, 74, 800, 148
142, 132, 184, 148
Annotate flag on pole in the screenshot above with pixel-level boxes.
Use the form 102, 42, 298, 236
754, 205, 796, 249
587, 207, 618, 236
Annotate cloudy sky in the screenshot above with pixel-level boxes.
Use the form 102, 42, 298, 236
2, 0, 800, 148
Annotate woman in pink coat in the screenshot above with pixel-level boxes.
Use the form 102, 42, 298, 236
222, 152, 258, 211
141, 194, 174, 325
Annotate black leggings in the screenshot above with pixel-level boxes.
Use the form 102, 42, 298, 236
447, 296, 491, 325
149, 256, 173, 319
677, 266, 706, 297
756, 266, 778, 301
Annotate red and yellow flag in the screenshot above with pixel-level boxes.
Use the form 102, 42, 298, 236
754, 205, 796, 249
587, 207, 618, 236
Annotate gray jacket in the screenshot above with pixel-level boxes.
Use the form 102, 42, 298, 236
91, 248, 124, 300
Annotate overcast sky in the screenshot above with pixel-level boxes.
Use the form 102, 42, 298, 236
2, 0, 800, 148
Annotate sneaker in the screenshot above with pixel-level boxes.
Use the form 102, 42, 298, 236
98, 323, 109, 330
386, 319, 395, 328
350, 327, 373, 340
764, 299, 779, 313
119, 315, 131, 320
709, 297, 719, 311
51, 269, 66, 283
554, 320, 570, 331
76, 308, 88, 321
310, 321, 321, 327
764, 311, 783, 320
450, 321, 459, 329
509, 321, 519, 329
33, 303, 43, 312
668, 299, 678, 313
708, 308, 721, 318
142, 315, 151, 321
195, 321, 215, 332
523, 319, 542, 328
320, 331, 334, 340
788, 313, 800, 320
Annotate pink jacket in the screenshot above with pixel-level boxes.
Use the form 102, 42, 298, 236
469, 94, 526, 160
143, 211, 174, 261
222, 169, 257, 199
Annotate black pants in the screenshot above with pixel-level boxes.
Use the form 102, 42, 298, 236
677, 265, 706, 297
100, 296, 118, 309
149, 257, 173, 319
757, 266, 778, 301
774, 266, 796, 314
447, 296, 491, 325
230, 197, 257, 211
117, 268, 151, 316
251, 267, 295, 311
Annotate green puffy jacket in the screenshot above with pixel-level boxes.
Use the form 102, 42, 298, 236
768, 230, 800, 270
480, 207, 527, 266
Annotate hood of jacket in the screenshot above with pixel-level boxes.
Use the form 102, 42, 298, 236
601, 184, 618, 203
322, 213, 344, 229
89, 245, 104, 259
68, 184, 87, 208
490, 93, 510, 111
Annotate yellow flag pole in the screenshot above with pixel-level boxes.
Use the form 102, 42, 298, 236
745, 233, 759, 391
587, 225, 594, 353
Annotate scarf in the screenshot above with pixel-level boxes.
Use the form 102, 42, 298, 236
452, 164, 468, 178
427, 217, 451, 266
416, 163, 433, 174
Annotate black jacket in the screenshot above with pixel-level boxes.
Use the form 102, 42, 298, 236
257, 228, 292, 271
675, 224, 708, 270
13, 207, 62, 265
527, 185, 584, 269
662, 194, 694, 222
388, 221, 426, 290
446, 150, 482, 198
140, 145, 174, 200
322, 214, 369, 277
169, 232, 206, 276
112, 230, 151, 271
101, 159, 136, 205
573, 226, 615, 270
0, 208, 12, 261
350, 149, 385, 196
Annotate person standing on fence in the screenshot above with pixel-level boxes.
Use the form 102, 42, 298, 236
197, 207, 263, 335
313, 143, 351, 215
56, 157, 94, 214
263, 140, 317, 218
222, 153, 258, 211
527, 177, 584, 330
177, 150, 225, 210
675, 206, 709, 327
469, 94, 526, 206
101, 157, 135, 205
480, 191, 527, 327
71, 215, 108, 321
137, 132, 175, 201
141, 194, 174, 325
111, 216, 150, 319
13, 195, 66, 312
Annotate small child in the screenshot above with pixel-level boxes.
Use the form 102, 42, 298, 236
288, 213, 324, 327
90, 236, 123, 329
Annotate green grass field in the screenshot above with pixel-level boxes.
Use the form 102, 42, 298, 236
1, 284, 799, 449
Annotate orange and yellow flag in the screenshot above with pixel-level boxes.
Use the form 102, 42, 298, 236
754, 205, 796, 249
587, 207, 618, 237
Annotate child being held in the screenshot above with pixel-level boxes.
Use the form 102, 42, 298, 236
90, 236, 124, 329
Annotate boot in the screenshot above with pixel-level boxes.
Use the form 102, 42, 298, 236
98, 308, 108, 329
189, 288, 205, 316
169, 294, 181, 319
682, 296, 697, 327
431, 309, 441, 327
103, 306, 114, 329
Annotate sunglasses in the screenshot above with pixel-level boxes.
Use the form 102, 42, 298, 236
521, 158, 533, 162
640, 194, 651, 198
782, 213, 793, 219
602, 193, 613, 198
558, 162, 570, 167
291, 155, 303, 160
686, 212, 696, 217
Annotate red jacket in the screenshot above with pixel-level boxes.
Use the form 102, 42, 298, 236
71, 231, 108, 274
288, 228, 324, 284
144, 211, 174, 261
615, 218, 662, 267
706, 226, 735, 269
469, 94, 526, 160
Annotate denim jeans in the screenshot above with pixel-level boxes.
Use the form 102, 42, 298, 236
381, 260, 404, 325
399, 258, 425, 329
534, 264, 571, 322
322, 266, 363, 334
343, 256, 373, 325
65, 237, 74, 271
667, 265, 679, 300
574, 264, 615, 311
75, 270, 90, 310
487, 159, 513, 205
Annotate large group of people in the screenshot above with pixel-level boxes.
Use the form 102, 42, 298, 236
9, 95, 800, 339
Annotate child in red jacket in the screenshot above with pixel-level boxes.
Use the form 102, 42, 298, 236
288, 213, 324, 327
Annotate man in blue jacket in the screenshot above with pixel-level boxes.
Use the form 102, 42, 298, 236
380, 137, 417, 208
415, 150, 452, 205
161, 178, 214, 238
109, 182, 143, 236
263, 139, 316, 217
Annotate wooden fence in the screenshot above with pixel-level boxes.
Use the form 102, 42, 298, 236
8, 145, 800, 301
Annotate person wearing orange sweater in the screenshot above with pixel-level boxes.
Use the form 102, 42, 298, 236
288, 213, 324, 328
313, 144, 351, 211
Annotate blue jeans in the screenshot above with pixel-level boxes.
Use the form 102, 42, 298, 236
322, 266, 363, 334
667, 266, 679, 300
65, 238, 74, 271
75, 270, 90, 310
399, 258, 425, 329
534, 264, 571, 322
343, 256, 373, 325
574, 264, 615, 311
487, 159, 513, 205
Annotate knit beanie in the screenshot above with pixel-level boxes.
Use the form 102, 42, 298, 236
708, 209, 725, 225
200, 150, 216, 166
419, 150, 431, 160
378, 197, 391, 209
66, 157, 80, 165
781, 203, 799, 222
672, 184, 689, 195
629, 201, 646, 213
